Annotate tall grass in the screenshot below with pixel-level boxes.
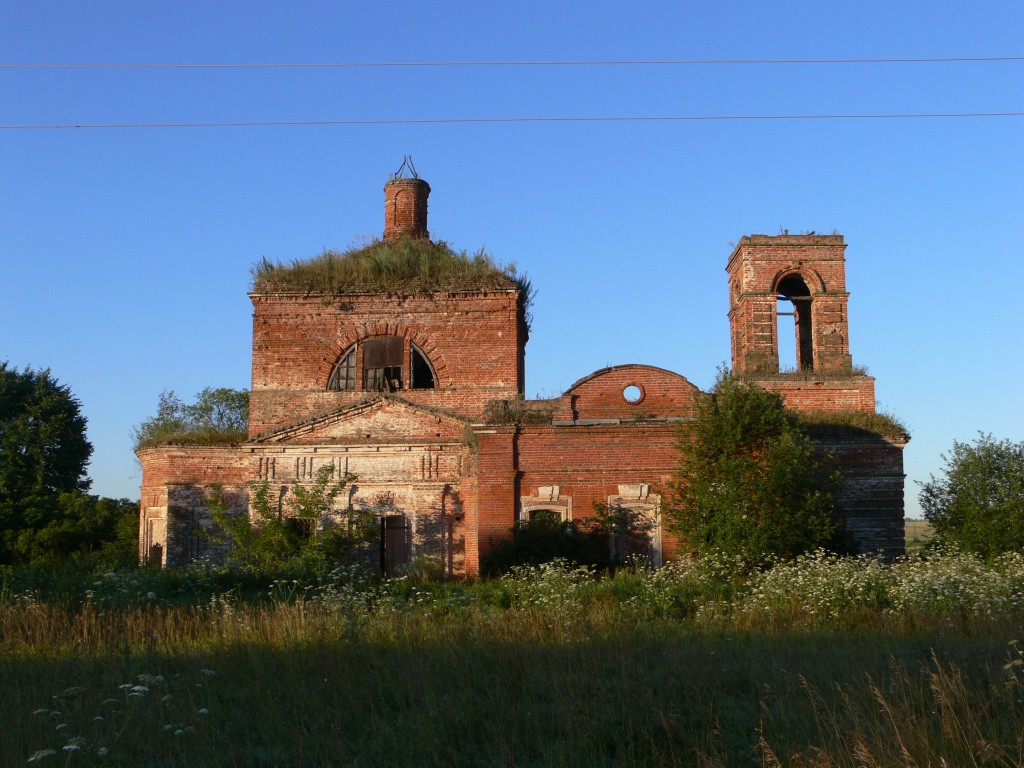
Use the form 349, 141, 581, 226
251, 238, 529, 299
4, 552, 1024, 766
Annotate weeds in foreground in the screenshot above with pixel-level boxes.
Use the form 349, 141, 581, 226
5, 550, 1024, 766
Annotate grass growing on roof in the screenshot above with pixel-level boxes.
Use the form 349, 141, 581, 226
798, 409, 909, 440
251, 237, 531, 298
735, 363, 871, 381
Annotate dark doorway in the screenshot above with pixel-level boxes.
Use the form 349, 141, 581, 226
381, 514, 410, 575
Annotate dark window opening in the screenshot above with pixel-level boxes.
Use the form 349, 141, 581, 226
411, 345, 437, 389
365, 366, 402, 391
187, 510, 208, 563
328, 346, 357, 391
776, 274, 813, 371
288, 517, 315, 539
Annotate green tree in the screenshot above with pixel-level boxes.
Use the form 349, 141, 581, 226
10, 493, 139, 568
132, 387, 249, 450
0, 362, 91, 500
667, 372, 840, 563
0, 363, 94, 564
920, 434, 1024, 557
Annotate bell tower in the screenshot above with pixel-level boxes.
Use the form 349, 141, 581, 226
726, 233, 874, 413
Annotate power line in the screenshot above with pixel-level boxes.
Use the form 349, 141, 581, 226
2, 56, 1023, 70
2, 112, 1022, 130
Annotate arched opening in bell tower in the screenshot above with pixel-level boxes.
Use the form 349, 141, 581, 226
776, 274, 813, 372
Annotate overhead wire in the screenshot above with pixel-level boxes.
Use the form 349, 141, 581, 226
2, 56, 1023, 69
3, 56, 1018, 129
2, 112, 1023, 130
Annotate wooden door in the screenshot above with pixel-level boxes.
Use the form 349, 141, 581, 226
381, 515, 410, 575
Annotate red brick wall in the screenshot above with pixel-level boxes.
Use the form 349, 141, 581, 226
471, 426, 518, 574
516, 425, 678, 526
249, 290, 523, 434
753, 376, 876, 414
467, 422, 683, 574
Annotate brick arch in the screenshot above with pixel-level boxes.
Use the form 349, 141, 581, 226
770, 267, 826, 295
320, 323, 451, 388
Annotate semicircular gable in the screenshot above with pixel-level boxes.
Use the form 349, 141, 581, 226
564, 364, 702, 420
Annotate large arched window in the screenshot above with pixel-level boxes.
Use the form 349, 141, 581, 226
328, 337, 437, 391
776, 274, 813, 372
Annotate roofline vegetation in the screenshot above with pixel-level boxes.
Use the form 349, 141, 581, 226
251, 237, 534, 334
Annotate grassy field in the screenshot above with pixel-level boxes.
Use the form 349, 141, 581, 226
905, 519, 935, 550
4, 552, 1024, 767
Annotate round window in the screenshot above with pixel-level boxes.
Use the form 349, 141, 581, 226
623, 384, 644, 404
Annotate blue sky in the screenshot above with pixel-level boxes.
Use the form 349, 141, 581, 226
1, 2, 1022, 517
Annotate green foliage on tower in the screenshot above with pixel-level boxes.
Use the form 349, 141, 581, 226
667, 371, 841, 563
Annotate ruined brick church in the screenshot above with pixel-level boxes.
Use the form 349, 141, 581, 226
138, 172, 907, 574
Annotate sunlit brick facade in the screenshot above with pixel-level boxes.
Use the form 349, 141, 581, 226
138, 175, 906, 573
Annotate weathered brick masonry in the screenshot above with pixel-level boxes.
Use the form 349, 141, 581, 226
138, 173, 907, 572
249, 290, 522, 434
